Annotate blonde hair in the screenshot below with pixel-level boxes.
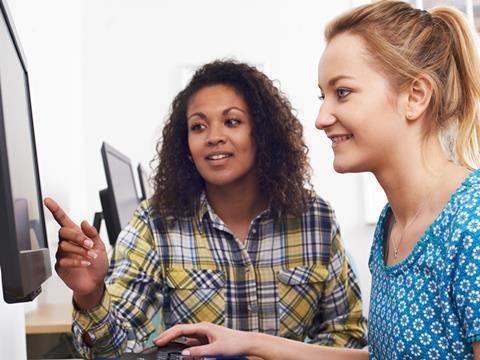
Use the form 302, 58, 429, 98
325, 0, 480, 170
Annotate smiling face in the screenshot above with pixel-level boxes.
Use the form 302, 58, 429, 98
187, 84, 257, 189
316, 33, 408, 174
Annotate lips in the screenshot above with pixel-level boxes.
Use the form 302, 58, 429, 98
205, 152, 233, 161
329, 134, 353, 144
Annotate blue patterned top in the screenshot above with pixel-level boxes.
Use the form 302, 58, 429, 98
368, 169, 480, 359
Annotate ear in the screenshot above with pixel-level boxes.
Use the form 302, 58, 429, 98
405, 76, 432, 121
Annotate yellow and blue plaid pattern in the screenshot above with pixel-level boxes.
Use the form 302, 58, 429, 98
72, 194, 367, 358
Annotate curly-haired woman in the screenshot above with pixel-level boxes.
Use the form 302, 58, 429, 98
44, 60, 367, 358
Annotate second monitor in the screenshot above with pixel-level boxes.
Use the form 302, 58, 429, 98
95, 142, 140, 245
137, 163, 154, 201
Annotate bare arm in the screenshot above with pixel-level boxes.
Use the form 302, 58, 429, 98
247, 332, 367, 360
154, 323, 368, 360
474, 342, 480, 359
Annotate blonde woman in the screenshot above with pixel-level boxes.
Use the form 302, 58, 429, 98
154, 1, 480, 359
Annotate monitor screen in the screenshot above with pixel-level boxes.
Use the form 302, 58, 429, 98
137, 164, 154, 200
0, 0, 51, 303
100, 142, 139, 244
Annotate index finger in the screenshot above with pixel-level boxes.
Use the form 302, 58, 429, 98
44, 197, 78, 229
154, 324, 208, 347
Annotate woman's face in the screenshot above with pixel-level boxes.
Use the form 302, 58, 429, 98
316, 33, 407, 174
187, 84, 257, 189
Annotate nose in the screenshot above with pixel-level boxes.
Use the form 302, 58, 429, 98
206, 123, 227, 146
315, 103, 336, 130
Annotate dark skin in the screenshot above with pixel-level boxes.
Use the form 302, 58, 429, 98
44, 197, 108, 309
186, 84, 268, 242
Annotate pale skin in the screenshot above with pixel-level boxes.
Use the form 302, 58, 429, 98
154, 33, 480, 359
43, 84, 267, 314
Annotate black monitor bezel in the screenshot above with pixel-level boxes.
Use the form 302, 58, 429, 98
0, 0, 51, 303
101, 142, 139, 245
137, 163, 149, 201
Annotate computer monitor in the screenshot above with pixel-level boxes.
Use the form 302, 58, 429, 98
137, 164, 154, 201
0, 0, 51, 303
94, 142, 140, 246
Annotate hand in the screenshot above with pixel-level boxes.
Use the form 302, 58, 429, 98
153, 322, 251, 357
44, 197, 109, 308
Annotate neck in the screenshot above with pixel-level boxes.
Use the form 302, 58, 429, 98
373, 134, 466, 226
205, 177, 267, 226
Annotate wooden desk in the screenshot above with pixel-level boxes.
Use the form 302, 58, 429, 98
25, 303, 72, 334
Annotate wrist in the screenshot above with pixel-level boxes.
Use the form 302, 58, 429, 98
243, 332, 268, 358
73, 285, 105, 310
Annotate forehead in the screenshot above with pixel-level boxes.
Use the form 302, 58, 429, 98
188, 84, 247, 112
318, 33, 388, 88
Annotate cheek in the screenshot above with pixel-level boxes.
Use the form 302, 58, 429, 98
243, 137, 256, 163
187, 135, 201, 158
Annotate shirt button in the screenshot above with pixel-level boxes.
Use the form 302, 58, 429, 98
251, 228, 257, 234
248, 303, 257, 312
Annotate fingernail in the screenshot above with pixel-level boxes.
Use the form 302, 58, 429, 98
84, 239, 94, 248
181, 350, 190, 356
81, 260, 91, 266
87, 250, 98, 259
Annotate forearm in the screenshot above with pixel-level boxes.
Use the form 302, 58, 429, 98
72, 288, 149, 357
72, 307, 144, 358
246, 332, 368, 360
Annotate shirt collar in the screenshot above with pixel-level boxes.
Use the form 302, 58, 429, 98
194, 192, 275, 234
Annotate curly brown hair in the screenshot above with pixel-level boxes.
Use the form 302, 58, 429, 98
151, 59, 312, 219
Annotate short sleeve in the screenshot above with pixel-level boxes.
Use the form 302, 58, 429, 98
451, 225, 480, 343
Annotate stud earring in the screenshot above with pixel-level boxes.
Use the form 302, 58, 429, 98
406, 112, 413, 119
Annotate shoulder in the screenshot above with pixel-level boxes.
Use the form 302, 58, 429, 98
303, 191, 336, 216
452, 169, 480, 209
434, 172, 480, 268
125, 199, 171, 242
443, 170, 480, 236
295, 192, 339, 234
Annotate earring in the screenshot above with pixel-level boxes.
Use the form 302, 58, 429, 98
406, 112, 413, 119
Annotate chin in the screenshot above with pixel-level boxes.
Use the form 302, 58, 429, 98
203, 174, 237, 187
333, 159, 366, 174
333, 160, 351, 174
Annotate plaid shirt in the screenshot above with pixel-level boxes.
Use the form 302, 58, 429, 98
72, 194, 367, 358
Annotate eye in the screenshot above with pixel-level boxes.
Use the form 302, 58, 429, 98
190, 123, 206, 132
225, 118, 241, 127
336, 87, 351, 99
318, 94, 325, 101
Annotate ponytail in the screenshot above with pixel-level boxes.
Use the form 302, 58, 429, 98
430, 7, 480, 169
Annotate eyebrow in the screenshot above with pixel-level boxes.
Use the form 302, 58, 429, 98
318, 75, 355, 90
187, 106, 247, 121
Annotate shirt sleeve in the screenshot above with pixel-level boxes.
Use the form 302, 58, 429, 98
307, 230, 368, 348
71, 203, 164, 358
451, 225, 480, 344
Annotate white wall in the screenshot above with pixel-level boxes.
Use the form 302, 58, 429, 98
3, 3, 381, 357
0, 271, 27, 359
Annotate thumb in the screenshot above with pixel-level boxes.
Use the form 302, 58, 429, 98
80, 220, 102, 243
